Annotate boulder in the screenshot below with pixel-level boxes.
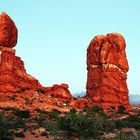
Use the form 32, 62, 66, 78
0, 12, 17, 48
45, 84, 72, 100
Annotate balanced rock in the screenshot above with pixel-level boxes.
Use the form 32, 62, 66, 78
0, 12, 18, 48
86, 33, 131, 111
0, 12, 42, 92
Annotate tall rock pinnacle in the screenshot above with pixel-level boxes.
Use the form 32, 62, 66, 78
86, 33, 131, 111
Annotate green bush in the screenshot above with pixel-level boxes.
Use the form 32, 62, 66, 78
1, 107, 17, 111
115, 118, 140, 130
24, 98, 31, 104
127, 115, 140, 123
50, 109, 61, 118
13, 109, 30, 118
13, 118, 26, 128
69, 108, 77, 114
92, 106, 103, 113
47, 120, 59, 136
117, 106, 126, 114
116, 131, 140, 140
85, 106, 105, 117
58, 111, 101, 138
115, 115, 140, 130
0, 112, 14, 140
94, 116, 116, 132
35, 109, 49, 115
36, 116, 46, 127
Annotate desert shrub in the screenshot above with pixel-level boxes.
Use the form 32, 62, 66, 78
47, 120, 59, 136
115, 118, 140, 130
115, 115, 140, 130
85, 108, 96, 117
85, 106, 105, 117
13, 118, 26, 128
36, 88, 46, 94
35, 109, 49, 115
0, 112, 14, 140
1, 106, 17, 111
35, 115, 47, 127
13, 109, 30, 118
0, 135, 14, 140
117, 106, 126, 114
58, 111, 101, 138
24, 98, 31, 104
17, 87, 30, 93
94, 116, 116, 132
127, 115, 140, 123
69, 108, 77, 114
50, 109, 61, 118
92, 106, 103, 113
116, 131, 140, 140
115, 119, 132, 129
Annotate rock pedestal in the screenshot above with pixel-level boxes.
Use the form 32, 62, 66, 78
0, 47, 42, 93
86, 33, 131, 111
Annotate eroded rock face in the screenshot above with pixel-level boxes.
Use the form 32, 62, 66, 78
0, 47, 42, 92
0, 12, 18, 48
45, 84, 72, 100
86, 33, 131, 111
0, 12, 41, 92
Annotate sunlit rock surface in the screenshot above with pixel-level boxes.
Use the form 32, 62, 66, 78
86, 33, 131, 111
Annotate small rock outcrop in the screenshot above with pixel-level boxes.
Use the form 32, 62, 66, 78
86, 33, 131, 111
45, 84, 72, 107
45, 84, 72, 100
0, 12, 42, 92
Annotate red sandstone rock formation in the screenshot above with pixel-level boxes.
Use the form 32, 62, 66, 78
0, 12, 42, 92
45, 84, 72, 100
0, 12, 18, 48
0, 47, 42, 92
0, 12, 131, 113
86, 33, 131, 111
70, 98, 89, 109
0, 12, 72, 109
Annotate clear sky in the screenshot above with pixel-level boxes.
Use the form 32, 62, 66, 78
0, 1, 140, 95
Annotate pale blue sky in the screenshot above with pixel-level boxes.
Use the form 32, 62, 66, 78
0, 1, 140, 95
